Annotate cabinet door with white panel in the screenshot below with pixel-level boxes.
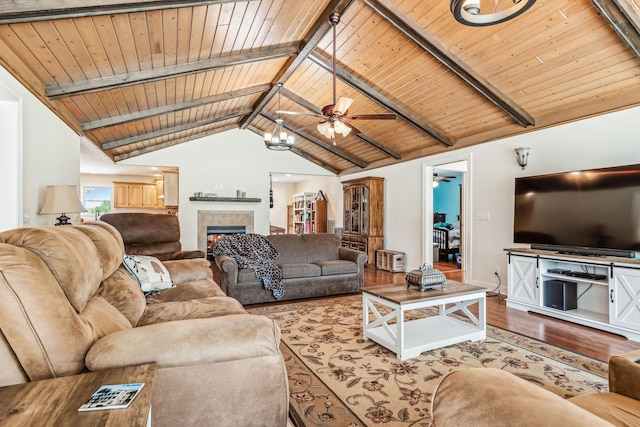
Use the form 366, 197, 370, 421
507, 254, 539, 306
611, 265, 640, 331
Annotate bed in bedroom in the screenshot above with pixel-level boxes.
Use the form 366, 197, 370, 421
433, 213, 460, 261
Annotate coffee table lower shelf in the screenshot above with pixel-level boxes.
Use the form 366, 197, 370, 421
365, 316, 485, 359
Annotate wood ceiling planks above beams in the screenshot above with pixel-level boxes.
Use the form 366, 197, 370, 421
363, 0, 536, 128
591, 0, 640, 59
262, 111, 366, 168
0, 0, 257, 24
46, 43, 298, 99
113, 123, 238, 162
102, 108, 252, 150
279, 87, 401, 159
82, 83, 271, 131
239, 0, 357, 129
308, 52, 454, 147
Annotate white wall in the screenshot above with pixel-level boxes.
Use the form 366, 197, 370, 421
0, 65, 81, 228
119, 129, 333, 250
342, 106, 640, 291
0, 84, 21, 231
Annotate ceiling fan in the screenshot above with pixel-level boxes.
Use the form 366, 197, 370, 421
277, 12, 396, 144
434, 173, 456, 183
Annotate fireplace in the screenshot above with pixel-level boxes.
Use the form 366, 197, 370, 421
197, 210, 254, 257
207, 225, 246, 259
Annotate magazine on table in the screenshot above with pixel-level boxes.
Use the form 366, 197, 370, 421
78, 382, 145, 411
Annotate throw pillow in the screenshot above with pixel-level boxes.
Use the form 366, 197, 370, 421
123, 254, 174, 292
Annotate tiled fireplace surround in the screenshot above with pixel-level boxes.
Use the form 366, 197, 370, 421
197, 210, 254, 255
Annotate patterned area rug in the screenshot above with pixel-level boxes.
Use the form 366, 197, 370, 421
248, 295, 608, 427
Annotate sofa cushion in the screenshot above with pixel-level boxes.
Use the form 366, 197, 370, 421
280, 263, 321, 279
238, 268, 262, 283
97, 266, 147, 327
0, 227, 104, 314
301, 233, 341, 261
570, 392, 640, 426
137, 297, 247, 326
123, 254, 174, 292
315, 260, 357, 275
267, 234, 309, 264
145, 280, 226, 304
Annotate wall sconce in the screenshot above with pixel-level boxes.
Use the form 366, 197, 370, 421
39, 185, 87, 225
515, 147, 531, 170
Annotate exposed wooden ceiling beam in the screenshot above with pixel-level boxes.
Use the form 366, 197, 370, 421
262, 112, 366, 168
113, 123, 238, 161
364, 0, 535, 128
309, 52, 453, 147
47, 43, 298, 99
240, 0, 356, 129
102, 109, 250, 150
82, 84, 270, 131
0, 0, 256, 24
355, 133, 401, 159
247, 125, 341, 174
279, 87, 401, 159
592, 0, 640, 59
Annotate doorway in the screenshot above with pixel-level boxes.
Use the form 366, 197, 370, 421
423, 157, 469, 273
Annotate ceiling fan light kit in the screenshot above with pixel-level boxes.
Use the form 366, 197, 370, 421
451, 0, 536, 26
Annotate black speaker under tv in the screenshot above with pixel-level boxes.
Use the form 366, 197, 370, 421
513, 164, 640, 258
544, 280, 577, 311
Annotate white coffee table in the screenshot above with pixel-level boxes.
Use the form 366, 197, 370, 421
362, 281, 486, 360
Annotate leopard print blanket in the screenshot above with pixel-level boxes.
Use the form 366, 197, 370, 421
212, 233, 284, 299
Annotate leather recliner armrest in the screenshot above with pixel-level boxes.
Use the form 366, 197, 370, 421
609, 349, 640, 400
162, 258, 213, 284
170, 250, 206, 260
86, 314, 281, 371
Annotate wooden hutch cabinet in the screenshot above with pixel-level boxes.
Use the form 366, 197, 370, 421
341, 177, 384, 265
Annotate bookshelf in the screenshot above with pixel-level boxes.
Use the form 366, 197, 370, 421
292, 192, 327, 234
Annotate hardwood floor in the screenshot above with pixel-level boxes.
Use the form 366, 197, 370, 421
366, 264, 639, 363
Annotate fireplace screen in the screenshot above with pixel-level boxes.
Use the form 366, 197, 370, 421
207, 225, 246, 259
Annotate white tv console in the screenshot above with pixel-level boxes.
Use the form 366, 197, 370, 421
506, 248, 640, 342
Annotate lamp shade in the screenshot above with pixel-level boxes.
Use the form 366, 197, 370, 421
40, 185, 87, 225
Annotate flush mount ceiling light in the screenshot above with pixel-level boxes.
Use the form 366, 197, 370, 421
451, 0, 536, 26
264, 83, 294, 151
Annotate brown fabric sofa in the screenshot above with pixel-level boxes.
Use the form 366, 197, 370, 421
430, 350, 640, 426
0, 222, 288, 427
101, 212, 205, 260
215, 233, 368, 305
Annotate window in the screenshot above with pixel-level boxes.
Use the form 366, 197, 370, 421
83, 187, 111, 220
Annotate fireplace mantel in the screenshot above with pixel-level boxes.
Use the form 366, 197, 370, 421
190, 196, 261, 202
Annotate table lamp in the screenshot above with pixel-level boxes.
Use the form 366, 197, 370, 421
39, 185, 87, 225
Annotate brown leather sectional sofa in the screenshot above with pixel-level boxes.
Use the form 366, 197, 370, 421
0, 222, 288, 427
430, 350, 640, 426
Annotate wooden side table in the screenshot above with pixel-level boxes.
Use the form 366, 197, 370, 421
0, 363, 157, 426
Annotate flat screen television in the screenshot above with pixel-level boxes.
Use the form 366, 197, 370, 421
513, 164, 640, 258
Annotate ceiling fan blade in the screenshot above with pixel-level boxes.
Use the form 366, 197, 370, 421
276, 110, 321, 117
334, 97, 353, 115
347, 113, 397, 120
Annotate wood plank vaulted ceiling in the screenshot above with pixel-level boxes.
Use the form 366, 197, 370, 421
0, 0, 639, 175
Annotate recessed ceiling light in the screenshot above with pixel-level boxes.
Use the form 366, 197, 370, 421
559, 10, 568, 19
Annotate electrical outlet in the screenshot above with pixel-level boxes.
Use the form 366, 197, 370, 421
494, 266, 500, 277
